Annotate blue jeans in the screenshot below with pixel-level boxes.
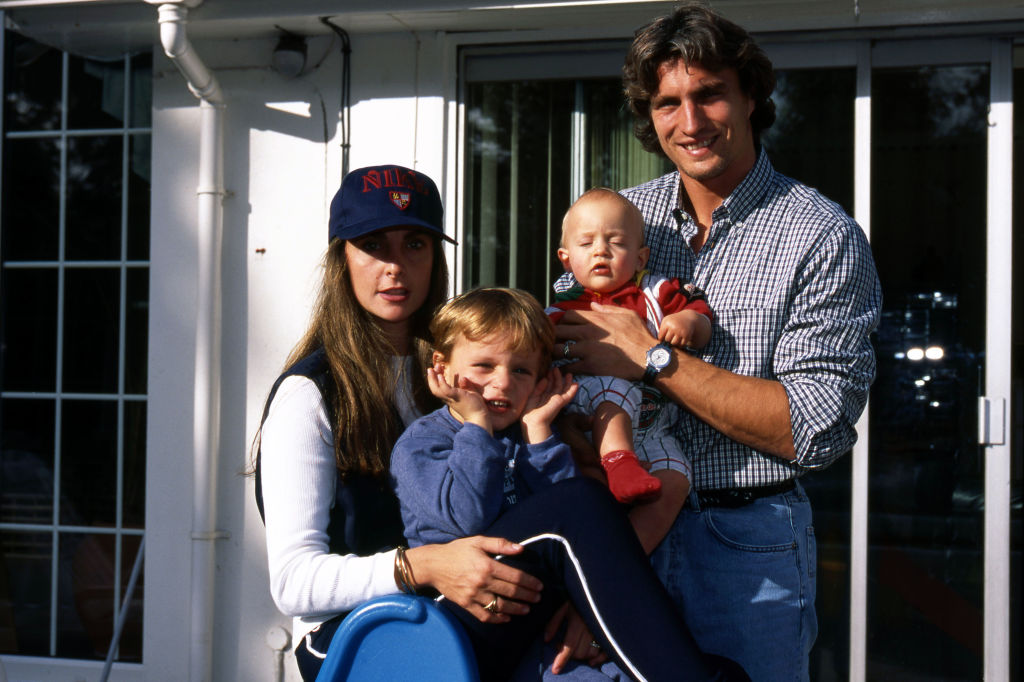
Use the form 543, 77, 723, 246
650, 482, 818, 682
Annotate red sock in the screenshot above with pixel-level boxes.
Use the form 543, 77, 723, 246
600, 450, 661, 503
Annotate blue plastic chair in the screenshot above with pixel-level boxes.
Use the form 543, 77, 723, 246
314, 594, 480, 681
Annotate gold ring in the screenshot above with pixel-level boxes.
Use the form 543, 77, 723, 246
484, 596, 499, 614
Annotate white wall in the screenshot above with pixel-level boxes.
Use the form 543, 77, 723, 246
146, 28, 453, 682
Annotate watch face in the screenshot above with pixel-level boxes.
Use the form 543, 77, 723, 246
650, 346, 671, 368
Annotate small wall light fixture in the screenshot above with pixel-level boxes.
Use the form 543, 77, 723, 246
272, 28, 307, 78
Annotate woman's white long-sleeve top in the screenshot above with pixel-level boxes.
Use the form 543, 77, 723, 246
260, 357, 418, 639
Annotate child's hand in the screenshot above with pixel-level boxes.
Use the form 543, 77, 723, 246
658, 309, 712, 349
520, 367, 578, 444
428, 364, 492, 432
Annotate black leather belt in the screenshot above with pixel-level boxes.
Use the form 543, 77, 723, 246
697, 480, 795, 508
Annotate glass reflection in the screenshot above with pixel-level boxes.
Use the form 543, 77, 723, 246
127, 134, 152, 260
62, 268, 120, 394
869, 64, 989, 680
0, 268, 58, 392
760, 67, 856, 682
123, 402, 146, 529
763, 68, 855, 215
463, 78, 672, 304
67, 55, 125, 130
59, 400, 117, 527
2, 31, 61, 131
56, 532, 142, 661
125, 268, 149, 395
0, 530, 52, 656
129, 53, 152, 129
463, 81, 572, 301
1, 137, 60, 261
66, 136, 123, 261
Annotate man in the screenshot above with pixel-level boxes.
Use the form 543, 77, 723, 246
555, 3, 882, 680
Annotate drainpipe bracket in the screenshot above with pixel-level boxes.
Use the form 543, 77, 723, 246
196, 185, 229, 198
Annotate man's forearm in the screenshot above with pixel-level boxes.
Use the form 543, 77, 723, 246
555, 304, 797, 461
654, 350, 796, 460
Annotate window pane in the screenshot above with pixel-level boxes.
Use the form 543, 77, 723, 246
54, 533, 143, 661
0, 398, 56, 524
67, 56, 125, 130
129, 53, 152, 129
60, 400, 117, 527
125, 268, 148, 394
1, 137, 61, 261
66, 136, 123, 261
1, 268, 58, 392
0, 530, 52, 655
763, 68, 856, 215
582, 80, 672, 191
116, 534, 143, 661
464, 77, 673, 304
463, 81, 572, 302
2, 32, 61, 131
62, 268, 120, 394
123, 402, 145, 529
56, 532, 104, 659
127, 134, 151, 260
757, 67, 857, 681
868, 64, 988, 680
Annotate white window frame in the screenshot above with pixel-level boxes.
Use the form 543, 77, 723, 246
0, 20, 149, 680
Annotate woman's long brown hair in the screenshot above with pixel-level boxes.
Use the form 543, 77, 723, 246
270, 236, 448, 480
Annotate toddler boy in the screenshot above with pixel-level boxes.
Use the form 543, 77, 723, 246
391, 287, 579, 547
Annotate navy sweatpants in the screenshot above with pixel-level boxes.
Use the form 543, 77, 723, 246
441, 477, 746, 682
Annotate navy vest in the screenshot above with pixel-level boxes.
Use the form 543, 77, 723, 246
255, 348, 405, 556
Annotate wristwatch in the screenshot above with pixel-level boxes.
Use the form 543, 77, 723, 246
643, 342, 673, 384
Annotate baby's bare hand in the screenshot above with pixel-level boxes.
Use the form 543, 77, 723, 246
658, 310, 711, 350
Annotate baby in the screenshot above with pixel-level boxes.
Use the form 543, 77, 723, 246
391, 287, 579, 547
547, 187, 712, 504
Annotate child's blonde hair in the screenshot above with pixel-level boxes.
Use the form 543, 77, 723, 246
430, 288, 554, 371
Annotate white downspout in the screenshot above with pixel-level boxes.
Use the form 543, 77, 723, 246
146, 2, 226, 680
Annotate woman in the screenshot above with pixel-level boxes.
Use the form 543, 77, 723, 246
256, 164, 748, 682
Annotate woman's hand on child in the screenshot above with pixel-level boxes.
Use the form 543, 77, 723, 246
427, 364, 492, 432
406, 536, 543, 624
521, 367, 578, 444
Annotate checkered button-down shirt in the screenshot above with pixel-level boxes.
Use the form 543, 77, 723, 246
558, 150, 881, 490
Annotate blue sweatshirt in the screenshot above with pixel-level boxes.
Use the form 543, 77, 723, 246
390, 407, 578, 547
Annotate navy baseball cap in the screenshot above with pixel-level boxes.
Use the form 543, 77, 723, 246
328, 164, 456, 244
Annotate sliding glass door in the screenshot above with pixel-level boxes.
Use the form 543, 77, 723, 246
458, 34, 1019, 681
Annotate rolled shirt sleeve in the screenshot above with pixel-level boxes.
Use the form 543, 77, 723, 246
775, 215, 881, 468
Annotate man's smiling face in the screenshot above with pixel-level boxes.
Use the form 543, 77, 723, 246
649, 59, 757, 196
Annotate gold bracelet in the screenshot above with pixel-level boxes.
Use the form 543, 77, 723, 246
394, 546, 417, 594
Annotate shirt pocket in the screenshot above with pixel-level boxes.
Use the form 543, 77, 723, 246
705, 307, 784, 378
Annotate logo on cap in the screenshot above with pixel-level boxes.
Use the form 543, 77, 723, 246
389, 191, 411, 210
